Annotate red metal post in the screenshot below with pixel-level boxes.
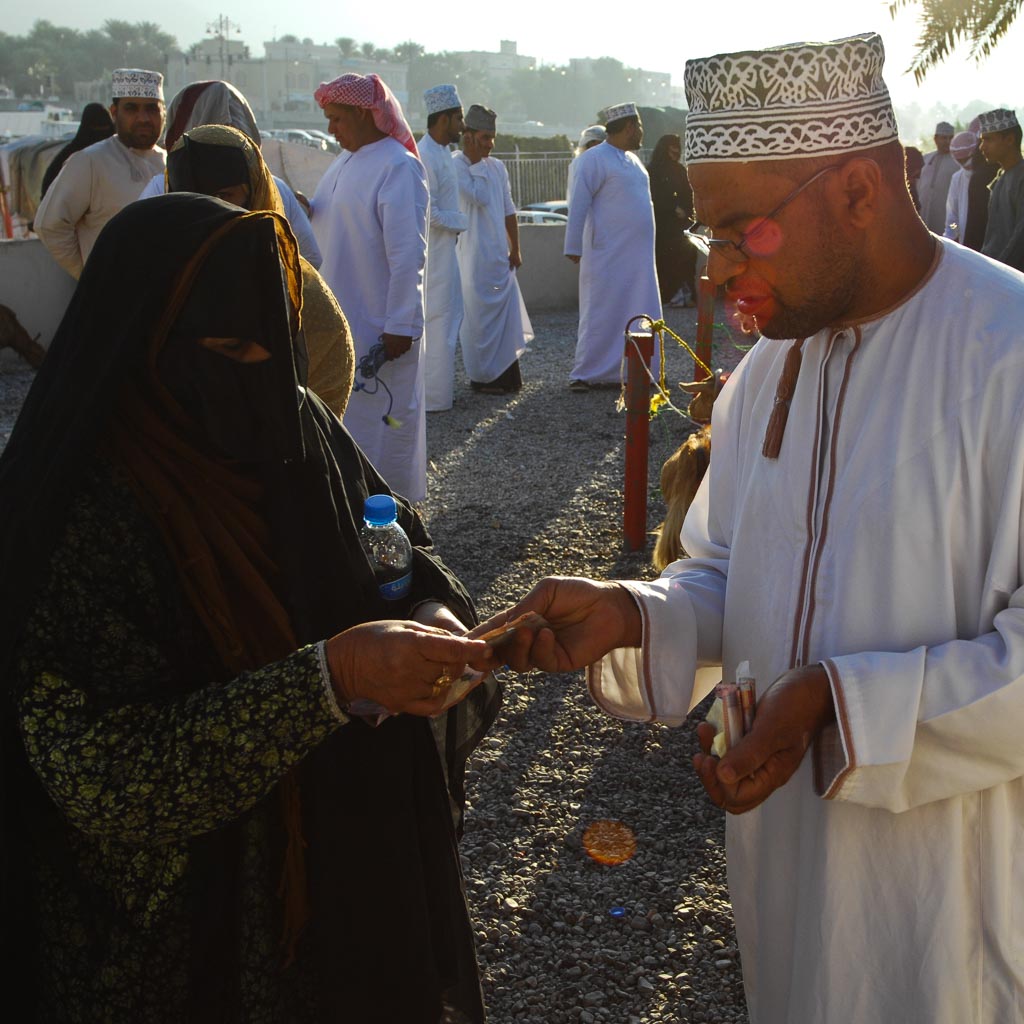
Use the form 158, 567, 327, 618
623, 328, 654, 551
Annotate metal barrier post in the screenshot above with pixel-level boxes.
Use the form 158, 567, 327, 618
623, 325, 654, 551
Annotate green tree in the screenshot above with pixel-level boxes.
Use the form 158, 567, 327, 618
890, 0, 1022, 82
0, 19, 178, 100
335, 37, 356, 58
392, 40, 424, 63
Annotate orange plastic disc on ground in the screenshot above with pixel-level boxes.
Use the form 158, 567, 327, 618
582, 819, 637, 865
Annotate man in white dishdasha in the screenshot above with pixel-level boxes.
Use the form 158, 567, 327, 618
486, 31, 1024, 1024
35, 68, 166, 278
420, 84, 468, 412
563, 101, 660, 391
311, 73, 428, 502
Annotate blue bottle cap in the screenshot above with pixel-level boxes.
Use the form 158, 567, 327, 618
363, 493, 398, 526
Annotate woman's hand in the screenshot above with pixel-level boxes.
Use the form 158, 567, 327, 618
324, 620, 492, 717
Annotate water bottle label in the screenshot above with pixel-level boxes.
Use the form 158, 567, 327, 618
379, 571, 412, 601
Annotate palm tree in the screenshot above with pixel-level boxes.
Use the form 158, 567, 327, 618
890, 0, 1022, 82
335, 37, 356, 59
392, 41, 424, 64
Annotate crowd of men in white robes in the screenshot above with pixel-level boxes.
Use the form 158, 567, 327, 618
23, 34, 1024, 1024
915, 111, 1024, 270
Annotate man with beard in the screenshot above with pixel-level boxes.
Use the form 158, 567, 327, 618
979, 107, 1024, 269
420, 84, 468, 411
564, 101, 661, 390
35, 69, 165, 278
481, 32, 1024, 1024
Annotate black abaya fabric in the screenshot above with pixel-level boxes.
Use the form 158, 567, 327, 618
0, 194, 498, 1020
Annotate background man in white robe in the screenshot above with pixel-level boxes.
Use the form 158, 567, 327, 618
477, 32, 1024, 1024
420, 84, 469, 412
35, 68, 165, 278
564, 102, 660, 390
311, 73, 429, 502
454, 104, 532, 395
916, 120, 957, 234
566, 124, 606, 204
943, 130, 978, 242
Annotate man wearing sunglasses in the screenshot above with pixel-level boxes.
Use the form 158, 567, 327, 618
485, 31, 1024, 1024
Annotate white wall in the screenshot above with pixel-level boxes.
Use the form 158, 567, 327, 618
516, 224, 578, 312
0, 225, 579, 374
0, 239, 75, 367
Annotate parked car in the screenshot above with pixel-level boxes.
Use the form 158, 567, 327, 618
304, 129, 341, 154
520, 200, 569, 217
277, 129, 328, 151
516, 210, 568, 225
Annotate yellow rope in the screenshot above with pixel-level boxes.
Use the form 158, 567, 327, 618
617, 315, 716, 421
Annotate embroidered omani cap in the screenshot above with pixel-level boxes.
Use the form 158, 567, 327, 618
599, 101, 638, 124
464, 104, 496, 132
424, 84, 461, 115
111, 68, 164, 101
977, 108, 1020, 134
934, 121, 955, 135
683, 33, 899, 163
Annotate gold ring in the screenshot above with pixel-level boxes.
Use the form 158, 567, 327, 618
431, 666, 453, 699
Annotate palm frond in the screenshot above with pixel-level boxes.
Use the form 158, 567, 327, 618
889, 0, 1023, 82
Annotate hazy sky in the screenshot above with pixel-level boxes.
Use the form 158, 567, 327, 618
10, 1, 1024, 112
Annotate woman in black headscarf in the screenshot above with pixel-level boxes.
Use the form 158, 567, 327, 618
648, 133, 697, 307
39, 102, 115, 199
0, 193, 501, 1022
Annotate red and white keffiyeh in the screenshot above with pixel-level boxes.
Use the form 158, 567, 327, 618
314, 73, 418, 157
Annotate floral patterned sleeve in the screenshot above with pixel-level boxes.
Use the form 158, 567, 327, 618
14, 465, 345, 846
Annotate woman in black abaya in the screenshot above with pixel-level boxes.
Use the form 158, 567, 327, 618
0, 194, 500, 1022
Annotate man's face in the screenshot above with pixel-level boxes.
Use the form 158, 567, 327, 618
688, 160, 861, 339
463, 128, 495, 164
980, 129, 1013, 167
323, 103, 369, 151
110, 98, 164, 150
444, 109, 465, 144
934, 134, 952, 154
626, 117, 644, 151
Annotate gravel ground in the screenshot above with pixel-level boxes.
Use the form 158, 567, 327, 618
0, 300, 753, 1023
417, 304, 752, 1024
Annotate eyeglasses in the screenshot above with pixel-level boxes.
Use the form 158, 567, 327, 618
684, 164, 840, 264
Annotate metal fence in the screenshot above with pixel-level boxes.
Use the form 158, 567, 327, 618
495, 147, 654, 208
495, 151, 572, 207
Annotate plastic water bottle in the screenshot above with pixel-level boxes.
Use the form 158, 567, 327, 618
359, 493, 413, 602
